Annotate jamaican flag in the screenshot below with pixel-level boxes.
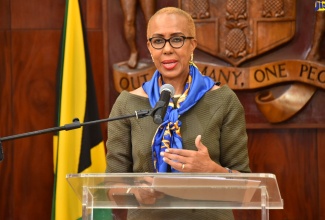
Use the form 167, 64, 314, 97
52, 0, 110, 219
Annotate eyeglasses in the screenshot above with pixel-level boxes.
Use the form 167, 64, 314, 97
148, 36, 194, 49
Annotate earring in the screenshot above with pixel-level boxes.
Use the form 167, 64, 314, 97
151, 54, 154, 62
189, 53, 198, 67
189, 53, 194, 65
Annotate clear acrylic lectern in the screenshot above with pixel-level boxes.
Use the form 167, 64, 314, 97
66, 173, 283, 220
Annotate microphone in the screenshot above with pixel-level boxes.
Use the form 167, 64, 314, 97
153, 84, 175, 124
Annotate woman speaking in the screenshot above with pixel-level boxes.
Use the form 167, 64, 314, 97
106, 6, 250, 220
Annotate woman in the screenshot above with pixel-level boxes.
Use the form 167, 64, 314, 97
106, 7, 250, 220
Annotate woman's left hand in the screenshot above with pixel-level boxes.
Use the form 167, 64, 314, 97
161, 135, 226, 173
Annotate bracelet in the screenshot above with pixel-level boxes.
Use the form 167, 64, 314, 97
225, 167, 232, 173
126, 187, 132, 194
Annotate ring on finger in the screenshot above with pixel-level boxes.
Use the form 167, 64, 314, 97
182, 163, 185, 170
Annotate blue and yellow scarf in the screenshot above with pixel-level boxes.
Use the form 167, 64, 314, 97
142, 65, 215, 172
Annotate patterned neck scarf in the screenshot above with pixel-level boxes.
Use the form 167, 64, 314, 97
142, 65, 215, 172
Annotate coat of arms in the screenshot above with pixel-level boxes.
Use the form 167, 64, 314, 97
181, 0, 296, 66
180, 0, 325, 123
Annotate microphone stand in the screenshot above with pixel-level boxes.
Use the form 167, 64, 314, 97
0, 107, 161, 162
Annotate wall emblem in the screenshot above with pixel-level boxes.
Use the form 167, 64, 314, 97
180, 0, 325, 123
113, 0, 325, 123
181, 0, 296, 67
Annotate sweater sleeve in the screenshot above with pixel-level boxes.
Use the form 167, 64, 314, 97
106, 91, 133, 173
219, 88, 251, 173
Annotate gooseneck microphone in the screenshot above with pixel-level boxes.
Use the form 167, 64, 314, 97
0, 85, 176, 162
153, 84, 175, 124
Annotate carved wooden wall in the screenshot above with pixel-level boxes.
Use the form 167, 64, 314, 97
0, 0, 324, 219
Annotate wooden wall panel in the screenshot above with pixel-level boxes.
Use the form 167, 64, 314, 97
11, 0, 65, 29
84, 0, 103, 29
235, 128, 320, 220
0, 0, 10, 29
318, 129, 325, 219
247, 129, 319, 219
0, 30, 14, 219
9, 30, 60, 219
0, 32, 12, 130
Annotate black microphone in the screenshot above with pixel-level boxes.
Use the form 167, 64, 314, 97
153, 84, 175, 124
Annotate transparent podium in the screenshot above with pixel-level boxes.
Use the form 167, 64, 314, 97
66, 173, 283, 220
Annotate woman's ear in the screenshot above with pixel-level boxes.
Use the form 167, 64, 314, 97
190, 38, 197, 51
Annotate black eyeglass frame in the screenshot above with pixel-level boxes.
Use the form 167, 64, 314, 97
148, 36, 194, 49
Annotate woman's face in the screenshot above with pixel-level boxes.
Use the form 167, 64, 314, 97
147, 13, 197, 82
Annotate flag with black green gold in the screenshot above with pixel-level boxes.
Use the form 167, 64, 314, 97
51, 0, 111, 219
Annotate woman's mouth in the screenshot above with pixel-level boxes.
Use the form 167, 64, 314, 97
162, 61, 177, 70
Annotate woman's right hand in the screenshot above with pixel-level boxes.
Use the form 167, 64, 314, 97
133, 176, 164, 205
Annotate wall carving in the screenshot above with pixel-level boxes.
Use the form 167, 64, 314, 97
112, 0, 325, 123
